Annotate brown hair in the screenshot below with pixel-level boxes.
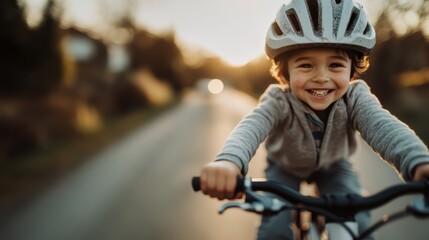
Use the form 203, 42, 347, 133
270, 49, 370, 85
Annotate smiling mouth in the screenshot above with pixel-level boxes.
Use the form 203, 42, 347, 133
307, 89, 333, 97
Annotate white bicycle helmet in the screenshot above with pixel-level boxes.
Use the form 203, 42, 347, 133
265, 0, 376, 60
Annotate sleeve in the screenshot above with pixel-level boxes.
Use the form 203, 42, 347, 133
215, 85, 289, 175
347, 80, 429, 181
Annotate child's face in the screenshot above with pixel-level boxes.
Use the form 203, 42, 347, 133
287, 48, 352, 111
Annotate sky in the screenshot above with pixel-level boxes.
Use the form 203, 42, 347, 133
23, 0, 370, 66
134, 0, 286, 66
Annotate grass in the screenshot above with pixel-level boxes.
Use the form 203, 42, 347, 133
0, 104, 174, 220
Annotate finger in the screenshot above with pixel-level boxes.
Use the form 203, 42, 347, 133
200, 172, 207, 193
206, 172, 218, 197
215, 173, 226, 200
224, 175, 237, 199
201, 170, 215, 197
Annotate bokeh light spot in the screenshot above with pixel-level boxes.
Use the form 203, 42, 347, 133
208, 79, 224, 94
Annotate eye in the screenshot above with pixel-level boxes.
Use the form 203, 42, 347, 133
298, 63, 312, 69
330, 63, 345, 68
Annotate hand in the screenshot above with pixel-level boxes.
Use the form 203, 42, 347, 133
200, 160, 242, 200
412, 163, 429, 181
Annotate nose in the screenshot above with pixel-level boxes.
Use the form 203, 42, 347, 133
312, 68, 329, 83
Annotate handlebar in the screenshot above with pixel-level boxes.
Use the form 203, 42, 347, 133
193, 176, 429, 239
192, 176, 245, 192
192, 176, 429, 215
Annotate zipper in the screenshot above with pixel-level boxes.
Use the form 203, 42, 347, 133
305, 112, 324, 167
317, 103, 338, 166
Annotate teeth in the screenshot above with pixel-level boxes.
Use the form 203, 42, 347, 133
309, 89, 329, 96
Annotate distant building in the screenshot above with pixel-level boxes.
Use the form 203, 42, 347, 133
63, 27, 130, 81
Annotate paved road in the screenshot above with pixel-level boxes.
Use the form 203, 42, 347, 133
0, 89, 427, 240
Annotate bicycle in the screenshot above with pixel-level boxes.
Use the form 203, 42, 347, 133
191, 176, 429, 240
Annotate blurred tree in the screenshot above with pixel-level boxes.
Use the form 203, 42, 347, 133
127, 30, 190, 93
241, 57, 274, 97
365, 0, 429, 105
380, 0, 428, 36
0, 0, 65, 97
97, 0, 137, 44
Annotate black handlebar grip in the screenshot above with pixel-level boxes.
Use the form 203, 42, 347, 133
191, 176, 245, 192
192, 177, 201, 192
424, 179, 429, 207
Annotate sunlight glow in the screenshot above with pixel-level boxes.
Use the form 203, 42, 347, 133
207, 79, 224, 95
22, 0, 373, 66
135, 0, 286, 66
135, 0, 369, 66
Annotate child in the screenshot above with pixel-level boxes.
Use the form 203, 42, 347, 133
199, 0, 429, 239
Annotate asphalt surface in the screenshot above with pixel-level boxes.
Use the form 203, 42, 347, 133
0, 88, 427, 240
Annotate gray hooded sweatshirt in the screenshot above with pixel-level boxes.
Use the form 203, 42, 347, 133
215, 80, 429, 181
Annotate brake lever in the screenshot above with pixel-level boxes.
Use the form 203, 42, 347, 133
407, 196, 429, 218
218, 201, 265, 214
218, 193, 287, 215
406, 180, 429, 217
218, 177, 288, 215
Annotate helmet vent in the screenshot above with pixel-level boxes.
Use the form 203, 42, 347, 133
335, 0, 341, 4
272, 22, 284, 36
286, 9, 303, 36
345, 7, 359, 36
363, 23, 371, 36
306, 0, 321, 36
